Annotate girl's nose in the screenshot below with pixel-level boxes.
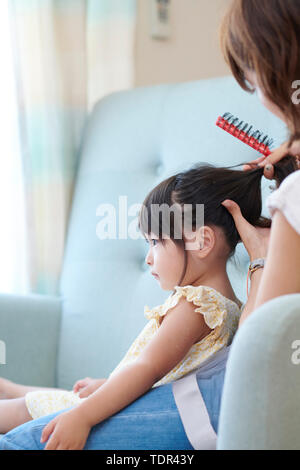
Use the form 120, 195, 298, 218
145, 249, 153, 266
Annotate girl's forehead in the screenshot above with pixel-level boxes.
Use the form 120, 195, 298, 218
145, 232, 172, 242
151, 232, 160, 239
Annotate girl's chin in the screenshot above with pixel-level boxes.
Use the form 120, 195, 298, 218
159, 281, 175, 291
153, 276, 176, 291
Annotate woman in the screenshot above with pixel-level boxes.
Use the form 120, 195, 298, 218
1, 0, 300, 450
220, 0, 300, 324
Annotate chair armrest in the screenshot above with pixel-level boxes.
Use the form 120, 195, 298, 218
0, 293, 61, 387
217, 293, 300, 450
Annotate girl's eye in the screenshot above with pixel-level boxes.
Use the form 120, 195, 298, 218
145, 238, 158, 246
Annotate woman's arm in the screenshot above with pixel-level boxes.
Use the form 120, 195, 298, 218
234, 208, 300, 326
41, 297, 211, 449
221, 198, 271, 327
241, 210, 300, 324
238, 269, 264, 326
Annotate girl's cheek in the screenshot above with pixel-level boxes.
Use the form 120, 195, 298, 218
153, 246, 165, 266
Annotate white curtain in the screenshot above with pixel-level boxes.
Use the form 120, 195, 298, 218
0, 0, 28, 294
1, 0, 136, 296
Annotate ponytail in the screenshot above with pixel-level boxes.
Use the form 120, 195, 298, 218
139, 155, 297, 287
172, 155, 297, 256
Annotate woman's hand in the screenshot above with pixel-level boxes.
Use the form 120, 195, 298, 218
41, 408, 91, 450
73, 377, 106, 398
221, 200, 271, 261
242, 140, 300, 179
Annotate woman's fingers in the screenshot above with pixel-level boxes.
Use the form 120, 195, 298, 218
262, 162, 275, 179
242, 162, 260, 171
222, 199, 271, 260
257, 142, 289, 179
221, 199, 252, 242
243, 140, 300, 180
257, 140, 300, 179
242, 155, 266, 171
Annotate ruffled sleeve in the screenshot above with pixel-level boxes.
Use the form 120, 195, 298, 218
144, 285, 228, 329
144, 292, 181, 323
173, 285, 227, 328
266, 169, 300, 235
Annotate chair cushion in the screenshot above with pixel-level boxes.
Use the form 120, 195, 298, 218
57, 77, 287, 389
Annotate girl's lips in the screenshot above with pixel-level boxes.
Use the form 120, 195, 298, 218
151, 272, 159, 278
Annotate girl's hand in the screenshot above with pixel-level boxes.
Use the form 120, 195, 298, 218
242, 140, 300, 179
41, 408, 91, 450
221, 200, 271, 261
73, 377, 106, 398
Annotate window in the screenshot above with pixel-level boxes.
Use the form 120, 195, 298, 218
0, 0, 28, 294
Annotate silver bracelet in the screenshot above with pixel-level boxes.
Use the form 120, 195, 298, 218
246, 258, 265, 297
249, 258, 265, 279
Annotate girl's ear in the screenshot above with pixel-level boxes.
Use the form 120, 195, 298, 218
198, 226, 216, 258
184, 226, 215, 256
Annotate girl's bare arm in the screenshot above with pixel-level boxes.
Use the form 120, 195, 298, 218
74, 297, 211, 428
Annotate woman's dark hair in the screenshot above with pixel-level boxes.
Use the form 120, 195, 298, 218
138, 156, 297, 289
220, 0, 300, 144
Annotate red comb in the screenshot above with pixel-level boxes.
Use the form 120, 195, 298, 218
216, 113, 274, 157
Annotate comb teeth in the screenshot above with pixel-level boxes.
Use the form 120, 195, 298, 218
216, 112, 274, 156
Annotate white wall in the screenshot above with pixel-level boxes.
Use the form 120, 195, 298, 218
135, 0, 231, 87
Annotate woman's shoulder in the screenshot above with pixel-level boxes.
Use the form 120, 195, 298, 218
266, 169, 300, 234
267, 169, 300, 207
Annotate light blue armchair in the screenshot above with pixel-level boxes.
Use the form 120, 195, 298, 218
1, 76, 298, 449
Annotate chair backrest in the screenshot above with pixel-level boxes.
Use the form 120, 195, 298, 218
57, 76, 287, 389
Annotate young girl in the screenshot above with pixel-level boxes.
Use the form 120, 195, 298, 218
0, 160, 292, 450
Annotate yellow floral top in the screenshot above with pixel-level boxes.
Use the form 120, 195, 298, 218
109, 285, 242, 387
25, 284, 242, 420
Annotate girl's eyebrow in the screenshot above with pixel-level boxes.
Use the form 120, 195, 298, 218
145, 233, 156, 240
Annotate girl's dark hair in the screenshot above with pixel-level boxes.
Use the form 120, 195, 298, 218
139, 156, 297, 289
220, 0, 300, 144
